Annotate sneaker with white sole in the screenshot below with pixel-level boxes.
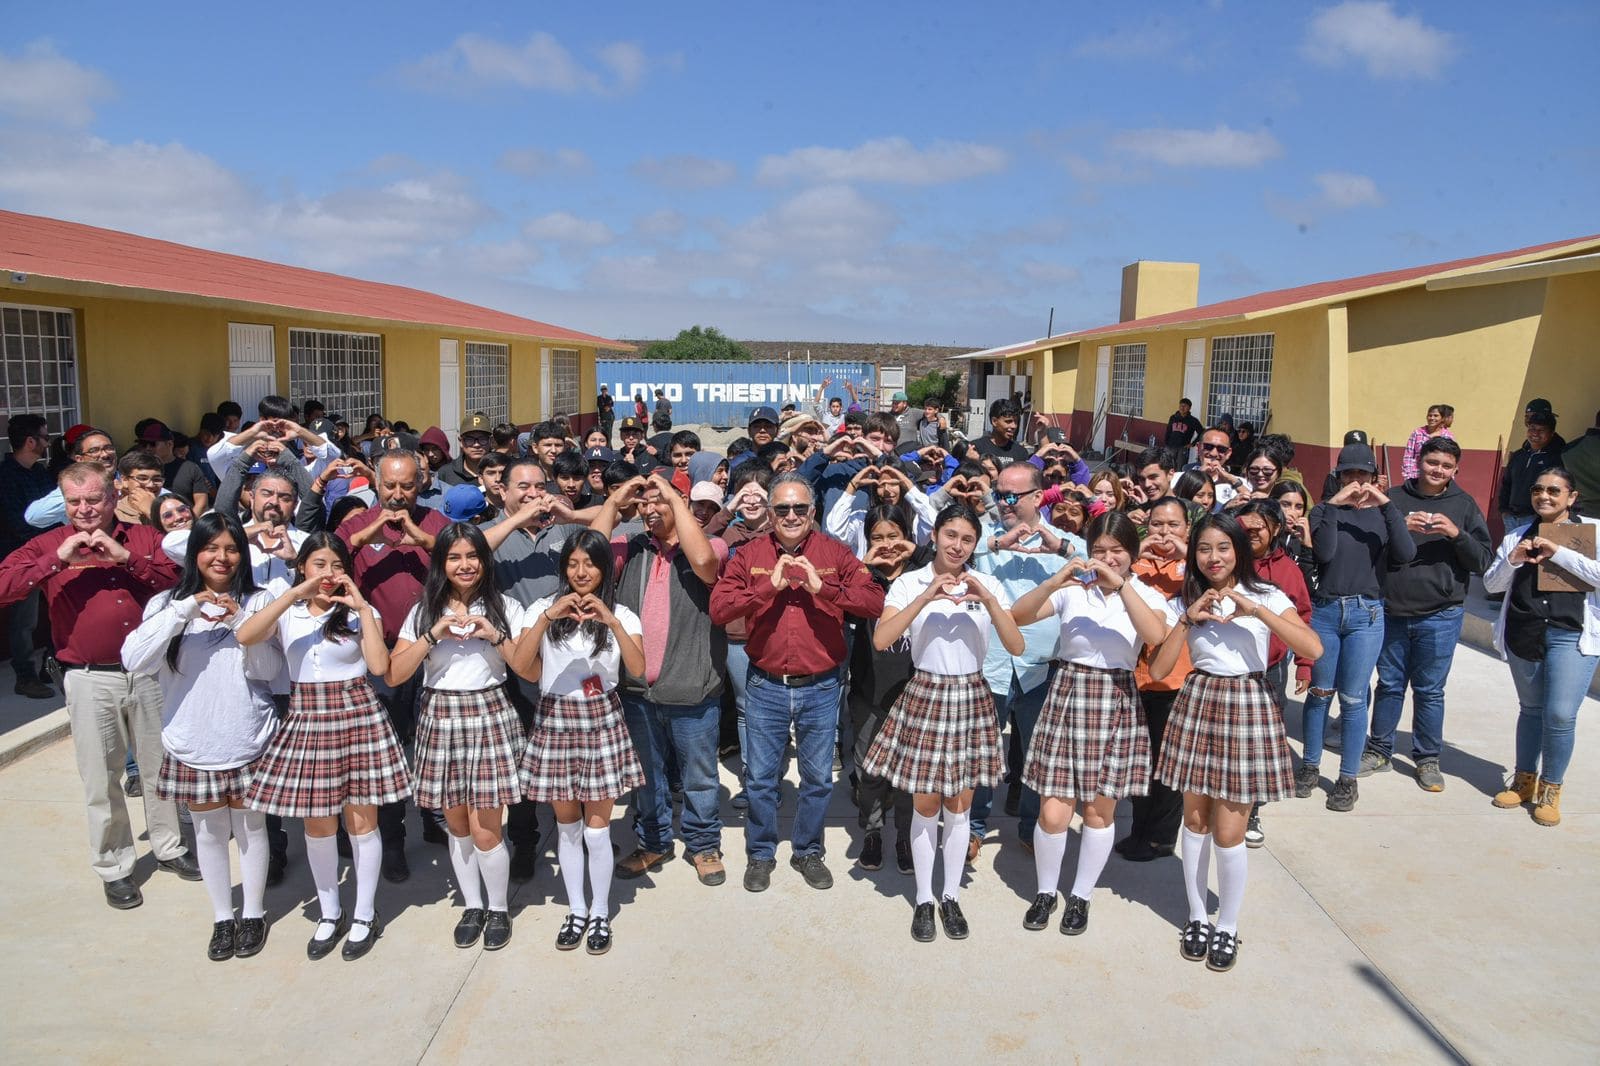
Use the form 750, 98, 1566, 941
1244, 810, 1265, 848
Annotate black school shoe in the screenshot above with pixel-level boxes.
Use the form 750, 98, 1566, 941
585, 916, 613, 955
207, 919, 237, 962
1059, 894, 1089, 936
555, 913, 588, 951
911, 902, 937, 942
1022, 892, 1058, 931
341, 914, 382, 960
895, 837, 913, 875
1181, 920, 1213, 962
306, 913, 350, 960
482, 910, 512, 951
454, 908, 486, 948
1207, 929, 1240, 972
939, 897, 969, 940
235, 917, 268, 958
104, 877, 142, 910
859, 832, 883, 871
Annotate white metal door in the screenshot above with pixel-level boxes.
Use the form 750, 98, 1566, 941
984, 374, 1011, 435
228, 323, 275, 415
1092, 346, 1111, 451
1182, 338, 1206, 426
438, 340, 460, 440
878, 365, 906, 410
539, 348, 552, 418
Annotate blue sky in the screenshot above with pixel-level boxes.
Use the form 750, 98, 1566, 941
1, 2, 1595, 345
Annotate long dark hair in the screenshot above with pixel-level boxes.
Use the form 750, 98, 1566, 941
1182, 512, 1268, 606
167, 512, 258, 672
1235, 497, 1287, 553
547, 529, 617, 656
1083, 510, 1140, 558
417, 522, 512, 640
291, 533, 358, 642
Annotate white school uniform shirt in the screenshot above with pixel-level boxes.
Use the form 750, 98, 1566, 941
1048, 575, 1168, 671
244, 587, 379, 684
528, 596, 643, 697
1166, 583, 1294, 675
883, 564, 1011, 676
162, 526, 309, 592
399, 595, 530, 690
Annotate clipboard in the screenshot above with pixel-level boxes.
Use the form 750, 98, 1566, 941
1537, 523, 1595, 593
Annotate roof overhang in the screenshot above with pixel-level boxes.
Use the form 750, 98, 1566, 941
1424, 251, 1600, 291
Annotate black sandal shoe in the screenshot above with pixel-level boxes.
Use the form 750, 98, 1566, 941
938, 897, 969, 940
235, 917, 268, 958
1207, 928, 1240, 972
585, 916, 612, 955
207, 919, 237, 962
556, 913, 589, 951
306, 912, 349, 960
1022, 892, 1058, 931
453, 908, 486, 948
1181, 920, 1213, 962
341, 913, 382, 960
911, 901, 937, 942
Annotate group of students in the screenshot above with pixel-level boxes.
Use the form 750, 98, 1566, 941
1, 389, 1594, 975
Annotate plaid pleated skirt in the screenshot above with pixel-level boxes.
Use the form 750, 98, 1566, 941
156, 754, 256, 806
862, 670, 1002, 795
1023, 661, 1149, 800
413, 686, 526, 811
245, 678, 412, 817
1157, 670, 1295, 804
519, 689, 644, 803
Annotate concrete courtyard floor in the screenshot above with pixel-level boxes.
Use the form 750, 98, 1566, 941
1, 640, 1596, 1065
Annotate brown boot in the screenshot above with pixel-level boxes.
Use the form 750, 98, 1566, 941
616, 845, 675, 879
1492, 771, 1537, 809
1532, 780, 1563, 827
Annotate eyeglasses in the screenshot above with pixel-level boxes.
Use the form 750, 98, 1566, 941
80, 445, 116, 458
772, 503, 812, 518
997, 490, 1037, 507
125, 475, 165, 487
1530, 485, 1568, 496
1247, 466, 1278, 477
1200, 443, 1229, 454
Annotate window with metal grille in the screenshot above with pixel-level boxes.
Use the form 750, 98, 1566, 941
464, 342, 510, 425
2, 304, 80, 437
1208, 333, 1274, 430
1110, 343, 1146, 417
288, 329, 383, 423
550, 348, 579, 418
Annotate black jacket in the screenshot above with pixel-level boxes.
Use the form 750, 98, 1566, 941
1499, 439, 1565, 516
1381, 479, 1494, 617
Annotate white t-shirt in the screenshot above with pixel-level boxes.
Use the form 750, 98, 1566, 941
1048, 575, 1168, 671
247, 588, 379, 684
528, 596, 642, 697
883, 565, 1012, 676
1166, 583, 1295, 676
399, 595, 529, 690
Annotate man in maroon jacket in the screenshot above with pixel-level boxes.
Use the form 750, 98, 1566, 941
0, 461, 196, 909
711, 473, 885, 893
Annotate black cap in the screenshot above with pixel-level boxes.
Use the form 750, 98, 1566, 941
1334, 442, 1378, 474
1526, 398, 1554, 415
584, 446, 617, 464
618, 416, 644, 432
1341, 429, 1369, 447
748, 406, 780, 427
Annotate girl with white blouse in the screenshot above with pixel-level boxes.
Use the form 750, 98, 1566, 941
510, 529, 646, 955
863, 503, 1025, 942
122, 512, 280, 962
1009, 512, 1169, 937
386, 522, 532, 952
826, 461, 937, 554
235, 533, 405, 961
1148, 513, 1322, 972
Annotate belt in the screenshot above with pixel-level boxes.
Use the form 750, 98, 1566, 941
61, 661, 126, 673
752, 665, 834, 688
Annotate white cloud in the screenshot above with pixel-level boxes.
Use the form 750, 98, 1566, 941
266, 172, 494, 271
630, 154, 738, 189
404, 31, 665, 95
725, 185, 898, 258
0, 41, 115, 127
1110, 124, 1283, 168
635, 209, 687, 238
757, 136, 1009, 186
1303, 2, 1457, 79
1073, 22, 1184, 59
1313, 171, 1384, 209
523, 211, 614, 246
496, 147, 593, 177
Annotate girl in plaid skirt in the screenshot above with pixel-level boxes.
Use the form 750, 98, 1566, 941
387, 522, 532, 952
1148, 514, 1322, 972
122, 512, 280, 962
1009, 512, 1169, 938
509, 529, 645, 956
864, 504, 1024, 943
236, 533, 403, 961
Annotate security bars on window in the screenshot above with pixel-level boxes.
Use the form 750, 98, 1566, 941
2, 304, 80, 437
1208, 333, 1274, 430
1110, 342, 1147, 417
550, 348, 579, 419
288, 329, 383, 424
464, 342, 510, 425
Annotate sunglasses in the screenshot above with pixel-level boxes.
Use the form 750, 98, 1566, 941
1247, 466, 1278, 477
1530, 485, 1568, 496
997, 490, 1036, 507
1200, 443, 1229, 454
772, 503, 812, 518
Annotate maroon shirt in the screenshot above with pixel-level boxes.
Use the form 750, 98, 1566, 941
710, 528, 885, 676
335, 505, 451, 644
0, 522, 179, 666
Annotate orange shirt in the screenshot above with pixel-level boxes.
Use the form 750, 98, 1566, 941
1133, 555, 1191, 692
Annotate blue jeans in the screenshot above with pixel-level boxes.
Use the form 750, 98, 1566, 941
1508, 628, 1597, 786
970, 669, 1052, 840
621, 694, 723, 855
725, 642, 751, 788
8, 587, 41, 681
1303, 596, 1384, 778
1368, 607, 1464, 762
743, 669, 840, 861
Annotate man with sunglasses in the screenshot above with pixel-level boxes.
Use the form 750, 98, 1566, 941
1189, 428, 1246, 509
1, 414, 57, 698
711, 473, 885, 893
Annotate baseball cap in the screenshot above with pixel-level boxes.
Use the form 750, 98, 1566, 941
461, 413, 493, 435
618, 416, 644, 433
1525, 398, 1553, 415
442, 483, 488, 522
1341, 429, 1369, 447
891, 391, 908, 402
689, 481, 723, 505
748, 406, 780, 427
1334, 442, 1378, 474
584, 446, 617, 464
63, 424, 93, 448
137, 420, 173, 444
308, 417, 337, 438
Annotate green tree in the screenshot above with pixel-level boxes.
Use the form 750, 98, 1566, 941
905, 369, 963, 410
642, 325, 754, 361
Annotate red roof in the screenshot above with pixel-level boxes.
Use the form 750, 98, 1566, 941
0, 209, 624, 348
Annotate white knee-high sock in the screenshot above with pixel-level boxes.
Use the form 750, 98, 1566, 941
1180, 827, 1213, 923
1214, 841, 1249, 935
584, 826, 614, 919
191, 807, 235, 922
940, 808, 970, 902
349, 830, 381, 936
448, 833, 484, 910
304, 832, 342, 923
1070, 824, 1115, 901
910, 810, 939, 905
230, 808, 269, 920
1033, 825, 1068, 897
556, 821, 587, 918
477, 842, 510, 912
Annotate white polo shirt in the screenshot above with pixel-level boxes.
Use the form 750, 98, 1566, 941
883, 564, 1011, 676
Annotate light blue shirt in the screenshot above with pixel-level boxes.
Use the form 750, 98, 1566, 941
25, 487, 65, 528
973, 518, 1085, 695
